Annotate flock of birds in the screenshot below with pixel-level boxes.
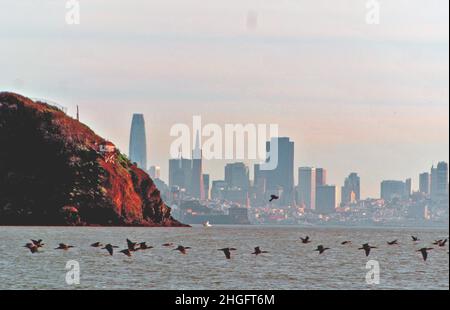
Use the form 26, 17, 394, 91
23, 235, 448, 262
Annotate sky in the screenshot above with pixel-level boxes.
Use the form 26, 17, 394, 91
0, 0, 448, 198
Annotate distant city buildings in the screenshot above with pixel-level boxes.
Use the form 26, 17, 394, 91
297, 167, 316, 210
419, 172, 431, 196
315, 168, 327, 187
431, 162, 449, 202
129, 114, 147, 170
148, 165, 161, 179
380, 180, 408, 201
341, 173, 360, 205
316, 185, 337, 214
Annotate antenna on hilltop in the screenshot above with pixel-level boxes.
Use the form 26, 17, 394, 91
76, 105, 79, 121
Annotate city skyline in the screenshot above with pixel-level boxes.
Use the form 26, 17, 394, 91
1, 0, 448, 198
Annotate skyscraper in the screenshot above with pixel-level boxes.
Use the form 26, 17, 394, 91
298, 167, 316, 210
191, 131, 203, 199
263, 137, 295, 204
129, 114, 147, 170
405, 178, 412, 198
431, 162, 449, 202
380, 180, 406, 201
316, 185, 337, 214
341, 173, 360, 205
419, 172, 431, 196
203, 174, 210, 200
225, 163, 250, 190
148, 166, 161, 179
315, 168, 327, 187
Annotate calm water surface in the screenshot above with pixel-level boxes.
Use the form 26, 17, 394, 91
0, 226, 448, 290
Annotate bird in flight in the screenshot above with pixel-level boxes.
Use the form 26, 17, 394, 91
359, 243, 377, 257
315, 245, 330, 255
387, 240, 399, 246
438, 239, 447, 247
102, 244, 119, 256
300, 236, 312, 244
55, 243, 75, 251
24, 243, 39, 254
269, 195, 279, 202
218, 248, 237, 259
174, 245, 191, 254
417, 248, 433, 261
341, 241, 352, 245
126, 239, 139, 251
137, 242, 154, 251
120, 249, 133, 257
252, 247, 269, 256
411, 236, 420, 242
162, 243, 174, 247
90, 242, 103, 248
31, 239, 44, 248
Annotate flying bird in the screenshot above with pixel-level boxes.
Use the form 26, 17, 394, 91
341, 241, 352, 245
126, 239, 138, 251
138, 242, 154, 250
269, 195, 279, 202
218, 248, 237, 259
252, 247, 269, 256
174, 245, 191, 254
387, 240, 399, 246
300, 236, 312, 244
417, 248, 433, 261
433, 240, 443, 245
90, 242, 103, 248
162, 243, 174, 247
102, 244, 119, 256
31, 239, 44, 248
24, 243, 39, 254
315, 245, 330, 254
55, 243, 74, 250
359, 243, 377, 257
120, 249, 133, 257
438, 239, 447, 247
411, 236, 420, 242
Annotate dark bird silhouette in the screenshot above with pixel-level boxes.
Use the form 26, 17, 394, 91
138, 242, 154, 250
126, 239, 138, 251
341, 241, 352, 245
102, 244, 119, 256
387, 240, 399, 246
315, 245, 330, 254
411, 236, 420, 242
417, 248, 433, 261
438, 239, 447, 247
252, 247, 269, 256
90, 242, 103, 248
433, 240, 443, 245
269, 195, 279, 202
218, 248, 237, 259
120, 249, 132, 257
359, 243, 377, 257
55, 243, 74, 250
24, 243, 39, 253
300, 236, 312, 244
174, 245, 191, 254
162, 243, 174, 247
31, 239, 44, 248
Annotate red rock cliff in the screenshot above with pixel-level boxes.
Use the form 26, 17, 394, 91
0, 92, 186, 227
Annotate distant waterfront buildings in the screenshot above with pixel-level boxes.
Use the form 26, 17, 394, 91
129, 114, 147, 170
148, 165, 161, 179
316, 185, 337, 214
419, 172, 431, 196
431, 162, 449, 202
380, 180, 408, 201
315, 168, 327, 187
297, 167, 316, 210
341, 173, 360, 205
225, 163, 250, 191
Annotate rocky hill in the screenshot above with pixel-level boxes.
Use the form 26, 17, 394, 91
0, 92, 186, 227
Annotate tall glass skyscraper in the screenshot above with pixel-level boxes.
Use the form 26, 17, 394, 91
129, 114, 147, 170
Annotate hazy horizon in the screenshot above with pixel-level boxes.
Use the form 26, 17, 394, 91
1, 0, 448, 198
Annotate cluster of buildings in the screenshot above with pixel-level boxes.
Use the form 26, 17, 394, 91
128, 113, 449, 226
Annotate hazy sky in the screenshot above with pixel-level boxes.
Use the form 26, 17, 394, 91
1, 0, 448, 198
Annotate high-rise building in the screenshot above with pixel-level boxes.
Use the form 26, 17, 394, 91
316, 185, 336, 214
129, 114, 147, 170
315, 168, 327, 187
341, 173, 360, 205
203, 174, 210, 200
225, 163, 250, 190
191, 131, 203, 199
419, 172, 431, 195
431, 162, 449, 202
405, 178, 412, 198
262, 137, 295, 204
298, 167, 316, 210
148, 166, 161, 179
380, 180, 406, 201
169, 158, 192, 191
